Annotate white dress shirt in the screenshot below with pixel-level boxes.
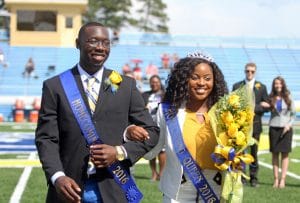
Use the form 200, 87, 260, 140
245, 78, 255, 90
78, 63, 103, 96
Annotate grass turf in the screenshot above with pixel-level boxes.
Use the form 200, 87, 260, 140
0, 122, 37, 132
1, 123, 299, 202
0, 168, 23, 202
1, 163, 299, 203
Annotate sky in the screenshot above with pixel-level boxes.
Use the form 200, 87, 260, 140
157, 0, 300, 38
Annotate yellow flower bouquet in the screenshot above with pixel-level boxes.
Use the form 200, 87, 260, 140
208, 85, 255, 203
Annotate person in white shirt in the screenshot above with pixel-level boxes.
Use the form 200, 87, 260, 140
232, 62, 270, 187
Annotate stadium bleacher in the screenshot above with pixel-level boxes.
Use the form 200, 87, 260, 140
0, 33, 300, 121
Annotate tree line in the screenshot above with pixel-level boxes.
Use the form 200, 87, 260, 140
84, 0, 169, 33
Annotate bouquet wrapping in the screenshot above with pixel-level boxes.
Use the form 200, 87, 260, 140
208, 85, 256, 202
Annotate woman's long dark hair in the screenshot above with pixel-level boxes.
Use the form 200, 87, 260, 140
269, 76, 291, 110
163, 57, 228, 117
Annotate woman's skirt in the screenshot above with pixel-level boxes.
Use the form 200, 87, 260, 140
269, 126, 293, 153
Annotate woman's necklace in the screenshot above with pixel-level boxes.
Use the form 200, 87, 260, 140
186, 101, 208, 123
195, 111, 206, 123
187, 101, 207, 121
195, 112, 205, 116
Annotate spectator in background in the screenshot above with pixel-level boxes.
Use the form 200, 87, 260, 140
0, 48, 8, 67
268, 76, 296, 188
0, 48, 4, 63
133, 63, 142, 80
142, 75, 166, 181
232, 62, 270, 187
32, 98, 41, 110
171, 53, 179, 68
161, 53, 170, 69
23, 57, 36, 78
122, 63, 131, 75
111, 30, 119, 45
145, 62, 158, 80
133, 63, 143, 92
124, 70, 134, 78
45, 65, 56, 76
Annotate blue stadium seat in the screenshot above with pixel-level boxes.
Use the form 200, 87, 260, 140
0, 34, 300, 120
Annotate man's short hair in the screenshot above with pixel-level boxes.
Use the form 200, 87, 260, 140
78, 22, 105, 39
245, 62, 257, 70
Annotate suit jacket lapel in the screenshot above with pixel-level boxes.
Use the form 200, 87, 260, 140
94, 68, 112, 115
237, 81, 245, 89
253, 80, 259, 95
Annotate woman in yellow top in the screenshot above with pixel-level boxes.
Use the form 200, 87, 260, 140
139, 51, 228, 202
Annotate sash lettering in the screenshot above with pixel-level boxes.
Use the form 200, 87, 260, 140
162, 103, 220, 203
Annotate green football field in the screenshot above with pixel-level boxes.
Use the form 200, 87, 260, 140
0, 123, 300, 203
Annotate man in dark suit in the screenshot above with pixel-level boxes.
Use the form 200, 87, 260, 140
35, 22, 159, 203
232, 62, 270, 187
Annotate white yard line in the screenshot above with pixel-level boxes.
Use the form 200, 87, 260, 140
0, 145, 36, 149
259, 160, 300, 180
9, 152, 35, 203
290, 158, 300, 163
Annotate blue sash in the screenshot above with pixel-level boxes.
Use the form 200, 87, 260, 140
162, 103, 220, 203
59, 70, 143, 203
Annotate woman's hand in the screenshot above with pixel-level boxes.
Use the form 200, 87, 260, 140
126, 125, 149, 141
281, 124, 291, 136
260, 101, 270, 108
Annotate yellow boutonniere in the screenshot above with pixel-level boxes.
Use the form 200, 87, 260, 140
109, 71, 122, 84
105, 71, 122, 94
255, 82, 261, 89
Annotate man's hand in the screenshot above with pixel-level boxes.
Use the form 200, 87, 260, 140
90, 144, 117, 168
54, 176, 81, 203
126, 125, 149, 141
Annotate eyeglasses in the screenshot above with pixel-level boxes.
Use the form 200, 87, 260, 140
86, 39, 111, 48
245, 70, 255, 74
